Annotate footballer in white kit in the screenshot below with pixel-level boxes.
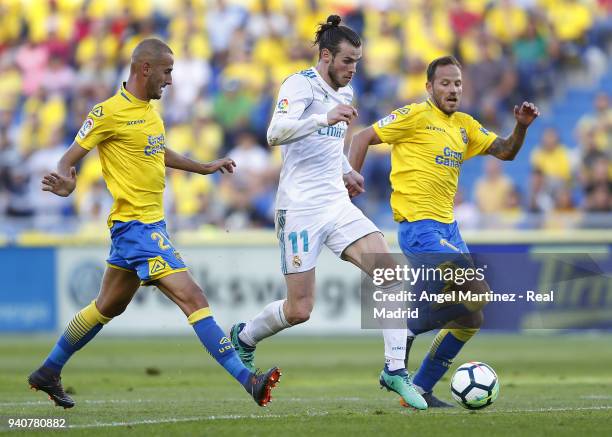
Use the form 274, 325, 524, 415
270, 66, 378, 274
229, 15, 428, 410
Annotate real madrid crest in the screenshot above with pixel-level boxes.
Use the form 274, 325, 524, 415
292, 255, 302, 268
460, 127, 468, 144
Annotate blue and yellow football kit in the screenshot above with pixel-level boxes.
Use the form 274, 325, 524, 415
372, 99, 497, 254
37, 89, 258, 407
374, 99, 497, 394
75, 83, 186, 283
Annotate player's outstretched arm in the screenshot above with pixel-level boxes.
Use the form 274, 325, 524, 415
164, 147, 236, 175
348, 126, 383, 172
486, 101, 540, 161
41, 142, 89, 197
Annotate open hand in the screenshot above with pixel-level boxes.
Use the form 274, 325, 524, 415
343, 170, 365, 198
41, 168, 77, 197
514, 102, 540, 127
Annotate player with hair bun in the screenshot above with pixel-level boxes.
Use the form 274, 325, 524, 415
229, 16, 427, 410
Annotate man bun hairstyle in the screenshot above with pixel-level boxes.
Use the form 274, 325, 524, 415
426, 55, 462, 82
314, 14, 361, 57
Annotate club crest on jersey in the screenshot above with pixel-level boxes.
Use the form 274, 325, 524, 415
77, 118, 94, 139
276, 98, 289, 114
378, 113, 397, 128
460, 127, 468, 144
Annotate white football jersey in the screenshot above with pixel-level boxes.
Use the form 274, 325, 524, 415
268, 67, 353, 211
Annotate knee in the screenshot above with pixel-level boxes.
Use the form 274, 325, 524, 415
183, 294, 208, 317
284, 305, 312, 325
456, 310, 484, 328
95, 301, 125, 319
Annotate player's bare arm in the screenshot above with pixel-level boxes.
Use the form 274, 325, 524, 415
164, 147, 236, 174
348, 126, 382, 172
486, 102, 540, 161
41, 142, 89, 197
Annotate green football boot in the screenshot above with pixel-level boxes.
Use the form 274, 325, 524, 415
379, 366, 428, 410
230, 322, 256, 371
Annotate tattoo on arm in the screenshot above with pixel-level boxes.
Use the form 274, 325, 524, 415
487, 124, 527, 161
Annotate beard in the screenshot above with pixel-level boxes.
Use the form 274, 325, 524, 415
327, 63, 345, 89
146, 79, 163, 100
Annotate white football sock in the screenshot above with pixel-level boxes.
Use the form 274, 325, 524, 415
384, 328, 408, 371
379, 281, 408, 371
239, 299, 291, 347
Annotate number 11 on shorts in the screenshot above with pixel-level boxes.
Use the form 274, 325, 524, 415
288, 230, 309, 253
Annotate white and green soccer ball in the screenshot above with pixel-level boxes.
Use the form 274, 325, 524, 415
450, 361, 500, 410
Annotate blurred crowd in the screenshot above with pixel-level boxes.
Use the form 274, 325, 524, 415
0, 0, 610, 238
455, 91, 612, 230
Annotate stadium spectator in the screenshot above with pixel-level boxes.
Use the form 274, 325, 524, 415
512, 16, 555, 100
448, 0, 482, 38
530, 127, 573, 183
474, 157, 514, 215
206, 0, 247, 66
464, 28, 516, 125
220, 130, 277, 228
454, 189, 479, 230
584, 156, 611, 212
163, 41, 211, 125
26, 128, 73, 223
498, 185, 527, 229
528, 168, 555, 213
486, 0, 528, 46
575, 91, 612, 150
213, 78, 255, 145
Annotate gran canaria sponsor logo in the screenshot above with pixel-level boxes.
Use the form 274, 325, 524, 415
435, 146, 463, 168
144, 133, 165, 156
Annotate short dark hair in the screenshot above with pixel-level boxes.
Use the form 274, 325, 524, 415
426, 56, 462, 82
314, 15, 361, 57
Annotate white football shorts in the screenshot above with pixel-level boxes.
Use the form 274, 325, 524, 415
274, 201, 381, 274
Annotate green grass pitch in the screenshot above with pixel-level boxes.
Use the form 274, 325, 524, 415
1, 334, 611, 436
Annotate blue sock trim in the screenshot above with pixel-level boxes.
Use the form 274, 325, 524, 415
192, 316, 250, 385
413, 332, 465, 392
43, 323, 104, 373
383, 364, 407, 376
43, 336, 77, 372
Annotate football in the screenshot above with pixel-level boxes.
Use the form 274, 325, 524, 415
450, 361, 500, 410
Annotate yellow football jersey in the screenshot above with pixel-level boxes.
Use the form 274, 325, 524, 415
372, 99, 498, 223
75, 83, 166, 227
